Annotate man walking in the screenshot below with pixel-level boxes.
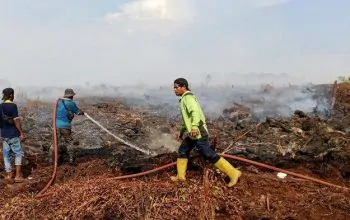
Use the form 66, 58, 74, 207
1, 88, 26, 183
171, 78, 242, 187
54, 88, 84, 164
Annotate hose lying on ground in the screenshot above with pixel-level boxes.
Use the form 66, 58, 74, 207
35, 101, 349, 199
35, 99, 155, 198
220, 153, 349, 191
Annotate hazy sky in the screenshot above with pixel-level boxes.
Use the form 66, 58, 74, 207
0, 0, 349, 87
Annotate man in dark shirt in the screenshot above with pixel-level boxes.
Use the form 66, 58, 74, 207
1, 88, 26, 182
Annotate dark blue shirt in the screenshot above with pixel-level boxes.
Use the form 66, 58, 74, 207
0, 100, 20, 138
56, 99, 81, 128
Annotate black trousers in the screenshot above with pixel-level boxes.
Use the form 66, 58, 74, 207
178, 137, 220, 164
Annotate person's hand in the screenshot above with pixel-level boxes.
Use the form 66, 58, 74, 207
20, 133, 26, 142
176, 132, 183, 142
190, 128, 199, 138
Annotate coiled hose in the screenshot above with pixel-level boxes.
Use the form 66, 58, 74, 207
34, 99, 349, 199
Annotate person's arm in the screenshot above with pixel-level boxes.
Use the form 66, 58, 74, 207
0, 104, 3, 129
183, 96, 201, 137
184, 96, 201, 130
178, 117, 186, 140
12, 105, 26, 140
69, 101, 84, 115
179, 119, 186, 133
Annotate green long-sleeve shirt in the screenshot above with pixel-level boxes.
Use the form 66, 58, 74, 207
179, 91, 208, 139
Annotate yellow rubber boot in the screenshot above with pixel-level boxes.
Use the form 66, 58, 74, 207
214, 157, 242, 187
170, 158, 188, 181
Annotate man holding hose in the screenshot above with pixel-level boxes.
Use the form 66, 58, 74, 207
171, 78, 242, 187
52, 88, 84, 165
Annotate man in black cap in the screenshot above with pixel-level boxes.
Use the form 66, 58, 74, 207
0, 88, 26, 182
52, 88, 84, 164
171, 78, 242, 187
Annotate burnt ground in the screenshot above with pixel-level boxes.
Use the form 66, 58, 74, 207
0, 83, 350, 219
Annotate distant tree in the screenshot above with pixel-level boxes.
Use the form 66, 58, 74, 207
204, 73, 212, 86
99, 83, 108, 90
337, 76, 350, 83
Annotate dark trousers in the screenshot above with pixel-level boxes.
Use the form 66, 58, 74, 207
178, 137, 220, 164
49, 128, 75, 158
57, 128, 75, 156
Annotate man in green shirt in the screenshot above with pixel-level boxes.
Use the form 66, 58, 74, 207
171, 78, 242, 187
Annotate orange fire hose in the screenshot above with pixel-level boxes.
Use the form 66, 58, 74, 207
35, 99, 349, 199
108, 162, 177, 180
35, 98, 59, 198
220, 154, 349, 191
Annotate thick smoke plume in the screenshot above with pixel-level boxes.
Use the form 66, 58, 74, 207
2, 80, 332, 121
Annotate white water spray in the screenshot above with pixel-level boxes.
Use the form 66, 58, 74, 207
84, 113, 156, 156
